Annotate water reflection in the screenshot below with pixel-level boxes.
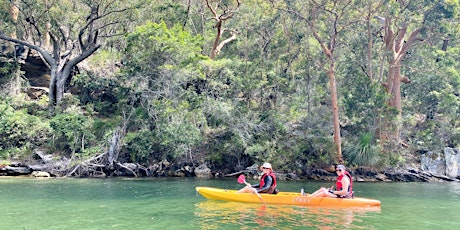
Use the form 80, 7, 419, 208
195, 200, 380, 229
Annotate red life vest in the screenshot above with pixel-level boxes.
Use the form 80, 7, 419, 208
336, 171, 353, 196
259, 172, 277, 193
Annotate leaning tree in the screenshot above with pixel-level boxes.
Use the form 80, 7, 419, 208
0, 0, 138, 109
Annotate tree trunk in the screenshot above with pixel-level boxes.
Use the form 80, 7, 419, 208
48, 64, 72, 106
210, 21, 222, 59
380, 60, 403, 143
380, 17, 422, 144
327, 69, 342, 162
305, 3, 343, 162
108, 127, 122, 169
9, 0, 19, 39
48, 68, 57, 108
387, 63, 402, 117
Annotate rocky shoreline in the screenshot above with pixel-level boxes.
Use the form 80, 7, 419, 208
1, 147, 458, 182
1, 161, 458, 183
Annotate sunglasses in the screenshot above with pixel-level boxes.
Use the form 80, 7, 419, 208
336, 169, 342, 172
262, 167, 270, 169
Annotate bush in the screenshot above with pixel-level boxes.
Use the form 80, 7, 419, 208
49, 112, 95, 155
0, 99, 51, 159
343, 132, 382, 168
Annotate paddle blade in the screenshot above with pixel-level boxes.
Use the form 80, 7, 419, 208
237, 174, 246, 184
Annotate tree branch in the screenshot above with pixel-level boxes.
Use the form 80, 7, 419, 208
0, 32, 54, 66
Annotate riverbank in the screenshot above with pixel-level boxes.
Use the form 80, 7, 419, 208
1, 160, 458, 182
2, 147, 458, 182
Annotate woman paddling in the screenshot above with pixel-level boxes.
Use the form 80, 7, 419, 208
308, 164, 353, 198
237, 162, 278, 194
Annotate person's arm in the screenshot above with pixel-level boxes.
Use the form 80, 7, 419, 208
255, 176, 273, 193
332, 177, 350, 196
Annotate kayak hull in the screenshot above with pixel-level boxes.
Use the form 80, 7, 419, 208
195, 187, 381, 207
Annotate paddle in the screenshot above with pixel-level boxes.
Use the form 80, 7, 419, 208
237, 174, 266, 204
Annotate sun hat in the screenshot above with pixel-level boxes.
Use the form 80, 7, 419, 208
336, 164, 346, 170
262, 162, 272, 169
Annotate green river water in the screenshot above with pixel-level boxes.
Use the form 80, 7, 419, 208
0, 177, 458, 230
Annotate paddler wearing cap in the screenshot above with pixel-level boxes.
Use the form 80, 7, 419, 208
308, 164, 354, 198
237, 162, 278, 194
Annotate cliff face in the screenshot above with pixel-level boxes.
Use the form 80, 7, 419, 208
20, 52, 51, 88
421, 147, 459, 179
1, 44, 50, 98
1, 43, 50, 86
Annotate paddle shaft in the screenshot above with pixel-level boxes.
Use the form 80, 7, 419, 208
243, 179, 266, 205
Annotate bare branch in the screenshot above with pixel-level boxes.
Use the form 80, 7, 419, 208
0, 32, 54, 66
205, 0, 218, 18
214, 29, 239, 57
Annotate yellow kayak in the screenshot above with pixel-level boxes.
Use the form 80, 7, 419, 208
195, 187, 381, 208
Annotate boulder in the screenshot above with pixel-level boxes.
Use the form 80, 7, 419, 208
445, 147, 459, 178
194, 164, 212, 178
32, 171, 51, 178
421, 150, 445, 176
421, 147, 459, 178
4, 166, 31, 175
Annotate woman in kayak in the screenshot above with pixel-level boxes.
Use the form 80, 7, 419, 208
308, 164, 353, 198
237, 162, 278, 194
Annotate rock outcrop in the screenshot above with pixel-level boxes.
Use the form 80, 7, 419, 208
421, 147, 459, 179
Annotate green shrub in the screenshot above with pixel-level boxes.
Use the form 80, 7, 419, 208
343, 132, 382, 167
123, 129, 158, 163
49, 112, 95, 155
0, 100, 51, 160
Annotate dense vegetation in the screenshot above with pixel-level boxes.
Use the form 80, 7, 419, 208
0, 0, 459, 175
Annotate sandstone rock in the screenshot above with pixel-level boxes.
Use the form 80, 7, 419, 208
194, 164, 212, 178
421, 150, 446, 176
32, 171, 51, 178
4, 166, 31, 175
445, 147, 459, 178
375, 173, 388, 181
421, 147, 459, 178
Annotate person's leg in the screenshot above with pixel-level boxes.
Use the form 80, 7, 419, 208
324, 189, 338, 198
309, 187, 338, 198
237, 186, 256, 193
308, 188, 325, 197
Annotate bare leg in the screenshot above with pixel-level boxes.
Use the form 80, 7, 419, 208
309, 188, 338, 198
308, 188, 325, 197
237, 185, 257, 193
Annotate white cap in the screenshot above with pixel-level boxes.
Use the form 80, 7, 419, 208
336, 164, 346, 170
262, 162, 272, 169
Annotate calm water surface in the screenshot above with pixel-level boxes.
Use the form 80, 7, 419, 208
0, 177, 458, 230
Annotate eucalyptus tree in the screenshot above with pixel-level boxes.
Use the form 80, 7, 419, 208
336, 0, 459, 166
396, 4, 460, 151
367, 0, 459, 145
0, 0, 141, 109
272, 0, 363, 163
204, 0, 241, 59
233, 1, 336, 168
